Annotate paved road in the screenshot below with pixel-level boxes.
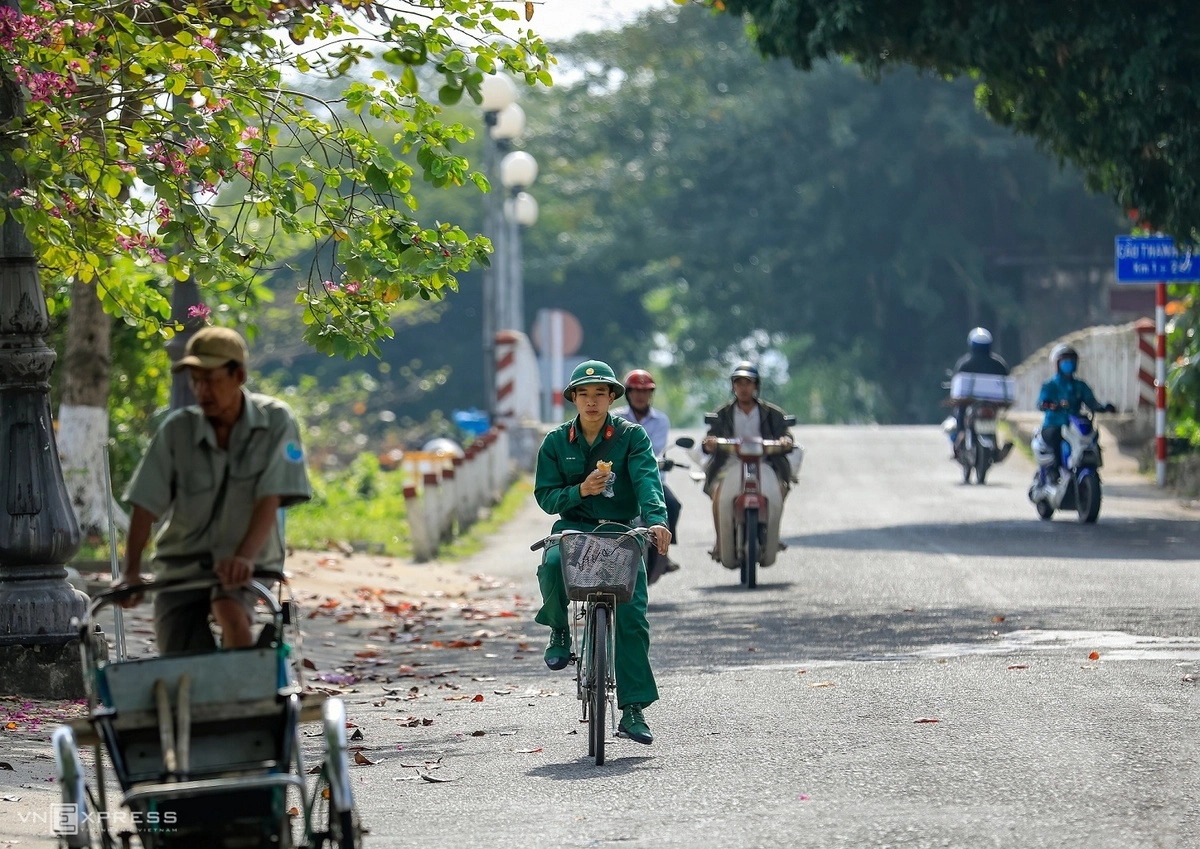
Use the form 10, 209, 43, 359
6, 425, 1199, 848
354, 424, 1200, 849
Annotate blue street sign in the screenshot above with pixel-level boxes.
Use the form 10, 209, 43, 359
1115, 236, 1200, 283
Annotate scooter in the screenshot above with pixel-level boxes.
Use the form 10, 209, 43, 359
641, 440, 692, 585
703, 414, 797, 589
1028, 412, 1104, 523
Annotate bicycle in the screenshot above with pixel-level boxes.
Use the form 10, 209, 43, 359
530, 523, 652, 766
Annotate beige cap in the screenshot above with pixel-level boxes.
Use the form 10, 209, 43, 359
171, 326, 249, 372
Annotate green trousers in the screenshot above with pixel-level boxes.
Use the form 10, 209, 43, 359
535, 540, 659, 711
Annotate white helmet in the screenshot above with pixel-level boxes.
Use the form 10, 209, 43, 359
1049, 343, 1078, 368
968, 327, 993, 346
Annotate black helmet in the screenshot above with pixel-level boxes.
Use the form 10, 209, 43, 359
729, 360, 759, 384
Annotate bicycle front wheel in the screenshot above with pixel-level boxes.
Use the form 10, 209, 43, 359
589, 605, 609, 766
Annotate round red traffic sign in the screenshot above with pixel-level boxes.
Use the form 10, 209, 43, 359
531, 309, 583, 356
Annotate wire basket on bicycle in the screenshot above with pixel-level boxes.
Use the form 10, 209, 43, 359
558, 529, 648, 603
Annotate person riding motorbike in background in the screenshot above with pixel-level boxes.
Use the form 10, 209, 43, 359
949, 327, 1012, 460
701, 361, 796, 560
1037, 344, 1116, 482
613, 369, 682, 583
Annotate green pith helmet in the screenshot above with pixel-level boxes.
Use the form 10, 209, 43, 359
564, 360, 624, 402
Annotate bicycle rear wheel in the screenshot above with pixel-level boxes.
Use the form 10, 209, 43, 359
589, 605, 609, 766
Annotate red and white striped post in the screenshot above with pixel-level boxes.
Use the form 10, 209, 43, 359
1155, 282, 1168, 487
494, 330, 519, 424
1134, 318, 1156, 408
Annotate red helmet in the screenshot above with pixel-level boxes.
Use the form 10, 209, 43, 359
623, 369, 656, 391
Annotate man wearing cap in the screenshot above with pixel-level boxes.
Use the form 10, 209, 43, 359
533, 359, 671, 744
114, 326, 312, 655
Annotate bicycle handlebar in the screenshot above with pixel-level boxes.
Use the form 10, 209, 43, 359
88, 571, 285, 622
530, 525, 654, 553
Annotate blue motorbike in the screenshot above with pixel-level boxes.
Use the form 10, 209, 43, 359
1028, 412, 1104, 523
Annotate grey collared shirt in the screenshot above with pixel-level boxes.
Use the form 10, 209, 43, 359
123, 390, 312, 574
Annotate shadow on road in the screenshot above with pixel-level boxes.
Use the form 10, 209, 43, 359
525, 753, 657, 780
784, 517, 1199, 561
649, 598, 1200, 669
692, 580, 799, 595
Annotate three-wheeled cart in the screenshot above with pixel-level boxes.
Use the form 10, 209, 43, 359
51, 576, 361, 848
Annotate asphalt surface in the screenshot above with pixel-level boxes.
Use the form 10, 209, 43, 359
350, 424, 1200, 849
6, 424, 1200, 848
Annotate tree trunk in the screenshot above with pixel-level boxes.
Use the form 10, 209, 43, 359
58, 277, 126, 535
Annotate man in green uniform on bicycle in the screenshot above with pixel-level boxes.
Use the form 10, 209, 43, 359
534, 360, 671, 745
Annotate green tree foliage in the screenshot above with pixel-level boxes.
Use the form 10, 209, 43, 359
708, 0, 1200, 434
516, 7, 1120, 422
211, 6, 1128, 428
711, 0, 1198, 242
0, 0, 551, 356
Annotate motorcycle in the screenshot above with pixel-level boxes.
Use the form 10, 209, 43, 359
703, 413, 797, 589
947, 401, 1009, 485
1027, 411, 1104, 523
639, 439, 692, 585
942, 371, 1014, 485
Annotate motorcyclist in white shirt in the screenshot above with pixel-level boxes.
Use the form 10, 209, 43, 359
701, 361, 796, 560
612, 369, 682, 583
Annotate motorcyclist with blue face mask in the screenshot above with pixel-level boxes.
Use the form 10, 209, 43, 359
1036, 344, 1116, 481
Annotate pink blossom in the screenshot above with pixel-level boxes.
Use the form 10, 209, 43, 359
116, 231, 151, 252
184, 138, 206, 156
199, 36, 220, 54
203, 97, 232, 114
235, 148, 255, 178
187, 304, 212, 320
240, 126, 261, 142
344, 282, 360, 294
147, 248, 167, 263
0, 8, 44, 50
14, 66, 78, 104
322, 280, 340, 292
155, 200, 171, 226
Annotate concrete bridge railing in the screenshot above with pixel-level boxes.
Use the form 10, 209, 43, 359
1010, 320, 1156, 445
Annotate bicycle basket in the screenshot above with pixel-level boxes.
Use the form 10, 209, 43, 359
557, 531, 647, 603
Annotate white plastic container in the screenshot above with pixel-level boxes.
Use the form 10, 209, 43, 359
950, 372, 1015, 404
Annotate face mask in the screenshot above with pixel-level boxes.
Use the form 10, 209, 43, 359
1060, 359, 1076, 375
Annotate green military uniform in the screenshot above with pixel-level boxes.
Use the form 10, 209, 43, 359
124, 388, 312, 652
533, 373, 668, 711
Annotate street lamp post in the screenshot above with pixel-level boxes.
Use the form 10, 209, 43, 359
0, 58, 89, 697
499, 151, 539, 335
489, 103, 525, 333
478, 74, 517, 416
